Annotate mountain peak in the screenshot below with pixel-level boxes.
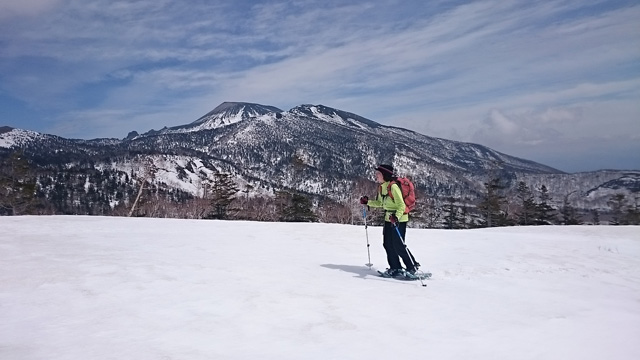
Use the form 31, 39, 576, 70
207, 102, 282, 116
191, 102, 282, 127
164, 102, 283, 133
288, 104, 382, 129
0, 126, 15, 135
0, 127, 41, 148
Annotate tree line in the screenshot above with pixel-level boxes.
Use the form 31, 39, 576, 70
0, 151, 321, 222
1, 151, 638, 226
448, 177, 640, 228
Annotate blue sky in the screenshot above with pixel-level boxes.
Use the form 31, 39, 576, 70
0, 0, 638, 173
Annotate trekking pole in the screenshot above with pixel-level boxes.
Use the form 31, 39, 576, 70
363, 206, 373, 269
392, 223, 427, 287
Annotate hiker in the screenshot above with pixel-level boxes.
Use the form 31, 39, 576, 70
360, 164, 420, 278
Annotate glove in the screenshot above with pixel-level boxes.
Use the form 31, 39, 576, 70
389, 214, 398, 224
359, 196, 368, 205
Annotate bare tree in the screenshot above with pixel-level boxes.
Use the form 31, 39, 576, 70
416, 196, 443, 228
128, 157, 158, 217
233, 195, 279, 222
317, 198, 352, 224
208, 172, 239, 219
350, 177, 377, 225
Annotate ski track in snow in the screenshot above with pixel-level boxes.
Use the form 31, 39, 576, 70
0, 216, 639, 360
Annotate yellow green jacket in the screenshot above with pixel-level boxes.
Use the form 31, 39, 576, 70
366, 181, 409, 222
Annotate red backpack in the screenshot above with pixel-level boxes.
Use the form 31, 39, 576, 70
379, 177, 416, 214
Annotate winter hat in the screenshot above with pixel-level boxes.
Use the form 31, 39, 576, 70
375, 164, 395, 181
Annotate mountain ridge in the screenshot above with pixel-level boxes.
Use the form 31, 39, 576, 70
1, 102, 638, 218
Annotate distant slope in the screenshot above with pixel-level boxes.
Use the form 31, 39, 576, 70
0, 102, 636, 212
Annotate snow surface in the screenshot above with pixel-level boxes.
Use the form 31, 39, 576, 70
1, 216, 639, 360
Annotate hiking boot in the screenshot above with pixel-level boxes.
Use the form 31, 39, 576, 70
381, 268, 400, 277
393, 269, 406, 278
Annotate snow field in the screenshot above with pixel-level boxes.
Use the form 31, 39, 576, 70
0, 216, 638, 360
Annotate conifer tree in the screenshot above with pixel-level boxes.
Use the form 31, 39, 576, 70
477, 177, 506, 227
459, 202, 469, 229
0, 151, 37, 215
625, 194, 640, 225
442, 197, 462, 229
535, 185, 556, 225
515, 181, 536, 225
280, 193, 317, 222
561, 191, 582, 225
608, 194, 626, 225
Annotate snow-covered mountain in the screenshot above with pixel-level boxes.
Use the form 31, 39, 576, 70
111, 102, 564, 200
0, 127, 42, 148
163, 102, 284, 133
1, 102, 637, 213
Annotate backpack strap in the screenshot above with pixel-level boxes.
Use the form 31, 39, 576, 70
379, 181, 399, 200
387, 181, 397, 200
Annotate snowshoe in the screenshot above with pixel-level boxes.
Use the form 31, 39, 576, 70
400, 269, 432, 281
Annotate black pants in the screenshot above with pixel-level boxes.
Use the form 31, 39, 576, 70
383, 221, 418, 271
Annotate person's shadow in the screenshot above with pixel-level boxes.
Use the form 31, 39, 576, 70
320, 264, 375, 279
321, 264, 414, 286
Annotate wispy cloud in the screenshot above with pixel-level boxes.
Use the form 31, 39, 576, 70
0, 0, 61, 18
0, 0, 638, 171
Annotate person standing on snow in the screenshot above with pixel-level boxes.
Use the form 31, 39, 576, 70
360, 164, 420, 279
